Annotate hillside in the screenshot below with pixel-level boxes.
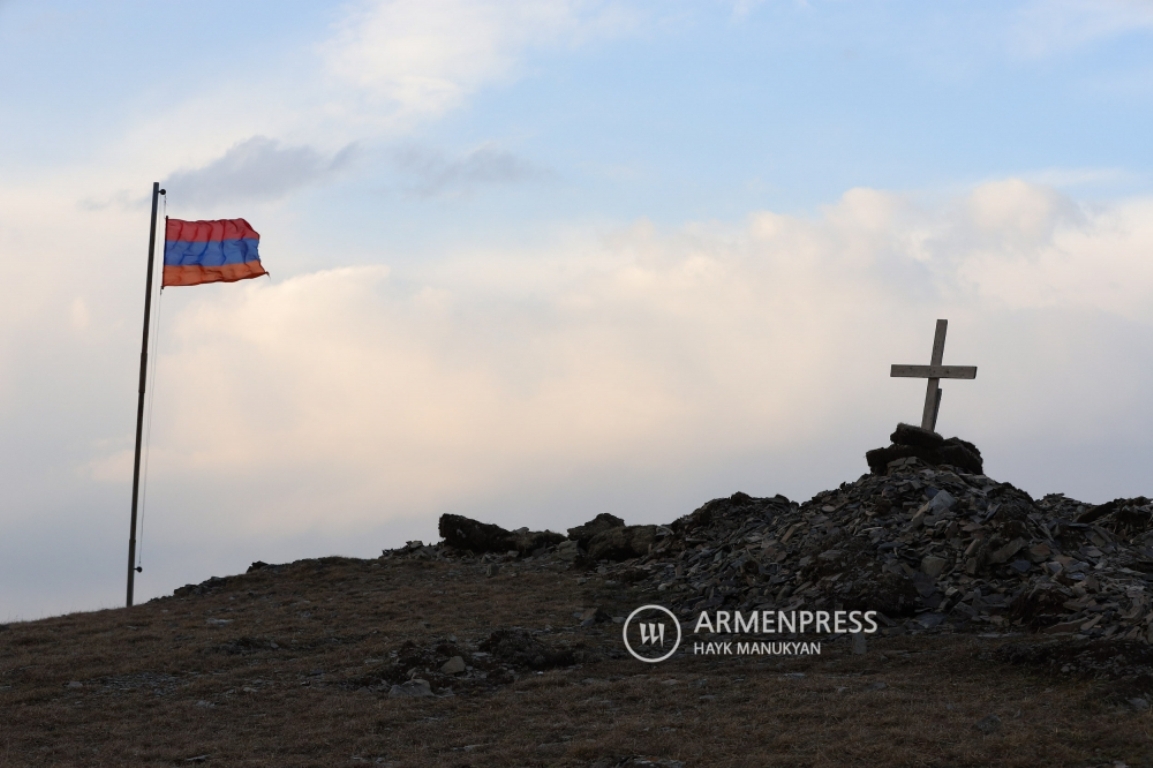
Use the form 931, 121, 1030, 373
3, 427, 1153, 767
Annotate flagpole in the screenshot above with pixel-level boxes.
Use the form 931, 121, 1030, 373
127, 182, 165, 607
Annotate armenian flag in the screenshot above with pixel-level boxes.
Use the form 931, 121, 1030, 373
163, 218, 267, 287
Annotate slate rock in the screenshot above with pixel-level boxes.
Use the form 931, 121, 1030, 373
587, 525, 658, 562
556, 540, 582, 561
921, 556, 948, 578
568, 513, 626, 548
928, 490, 957, 514
439, 514, 515, 554
440, 656, 467, 675
916, 613, 946, 629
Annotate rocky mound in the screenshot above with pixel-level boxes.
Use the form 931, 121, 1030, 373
610, 447, 1153, 643
416, 425, 1153, 644
865, 422, 983, 475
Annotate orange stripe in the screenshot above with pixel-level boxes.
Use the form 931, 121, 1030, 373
162, 262, 268, 287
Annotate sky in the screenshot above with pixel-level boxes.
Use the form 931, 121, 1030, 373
3, 0, 1153, 620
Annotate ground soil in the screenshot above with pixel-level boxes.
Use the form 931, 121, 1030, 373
2, 553, 1151, 767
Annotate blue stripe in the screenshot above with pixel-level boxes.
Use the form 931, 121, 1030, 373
164, 238, 260, 267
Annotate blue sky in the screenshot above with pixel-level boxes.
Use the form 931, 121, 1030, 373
3, 0, 1153, 619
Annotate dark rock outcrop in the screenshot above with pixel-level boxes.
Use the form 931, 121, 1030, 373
586, 525, 657, 561
511, 528, 566, 555
567, 513, 625, 548
438, 514, 564, 555
439, 514, 517, 554
866, 423, 983, 475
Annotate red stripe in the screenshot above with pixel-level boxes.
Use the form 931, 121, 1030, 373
165, 218, 260, 243
162, 261, 268, 287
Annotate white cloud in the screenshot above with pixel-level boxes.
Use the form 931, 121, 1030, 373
1014, 0, 1153, 57
58, 178, 1148, 543
965, 178, 1081, 244
6, 176, 1153, 617
322, 0, 637, 119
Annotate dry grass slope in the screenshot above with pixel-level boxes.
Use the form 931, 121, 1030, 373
2, 552, 1152, 767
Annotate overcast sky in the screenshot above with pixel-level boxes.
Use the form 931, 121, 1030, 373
3, 0, 1153, 620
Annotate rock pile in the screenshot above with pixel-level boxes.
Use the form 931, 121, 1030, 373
184, 423, 1152, 650
422, 424, 1153, 644
432, 510, 658, 564
606, 431, 1153, 643
865, 422, 983, 475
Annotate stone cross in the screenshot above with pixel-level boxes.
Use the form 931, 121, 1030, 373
890, 319, 977, 432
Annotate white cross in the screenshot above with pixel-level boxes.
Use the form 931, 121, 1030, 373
890, 319, 977, 432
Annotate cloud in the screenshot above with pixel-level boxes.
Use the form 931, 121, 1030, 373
1021, 167, 1135, 189
161, 136, 356, 207
1014, 0, 1153, 57
323, 0, 638, 119
70, 178, 1150, 542
390, 144, 553, 196
7, 177, 1153, 618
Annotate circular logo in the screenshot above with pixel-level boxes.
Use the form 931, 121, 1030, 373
622, 604, 682, 663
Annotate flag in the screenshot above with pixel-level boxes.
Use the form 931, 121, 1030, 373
163, 218, 268, 287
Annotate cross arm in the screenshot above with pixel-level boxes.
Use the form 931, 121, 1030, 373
891, 364, 977, 380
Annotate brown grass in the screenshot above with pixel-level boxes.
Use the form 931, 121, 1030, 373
1, 554, 1150, 767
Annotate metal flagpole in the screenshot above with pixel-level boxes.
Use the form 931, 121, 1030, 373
127, 182, 165, 607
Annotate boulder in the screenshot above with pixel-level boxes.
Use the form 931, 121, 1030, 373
438, 514, 565, 555
556, 540, 582, 561
586, 525, 657, 561
567, 513, 625, 548
890, 422, 945, 448
866, 423, 983, 475
439, 514, 516, 554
